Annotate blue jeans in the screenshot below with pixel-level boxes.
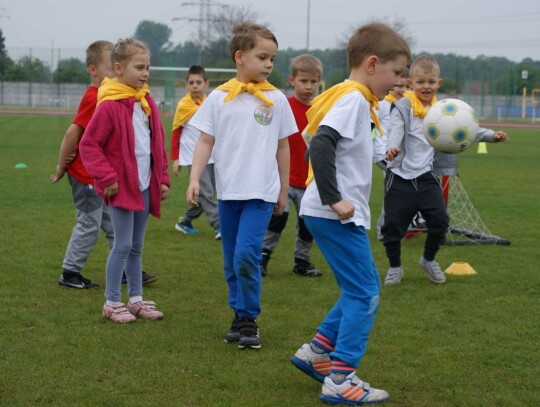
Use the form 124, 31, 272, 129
304, 216, 380, 369
105, 189, 150, 302
218, 199, 274, 319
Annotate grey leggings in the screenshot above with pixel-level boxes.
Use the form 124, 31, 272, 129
105, 189, 150, 302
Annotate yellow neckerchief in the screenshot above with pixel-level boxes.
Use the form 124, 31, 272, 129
172, 93, 205, 131
304, 80, 381, 186
384, 93, 398, 103
403, 90, 437, 118
216, 78, 277, 106
98, 77, 151, 116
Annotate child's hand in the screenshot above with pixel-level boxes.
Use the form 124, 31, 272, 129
493, 131, 509, 143
330, 199, 355, 220
50, 165, 66, 183
104, 182, 119, 198
65, 151, 77, 164
160, 184, 169, 201
386, 147, 400, 161
172, 160, 180, 176
186, 182, 200, 207
274, 192, 288, 215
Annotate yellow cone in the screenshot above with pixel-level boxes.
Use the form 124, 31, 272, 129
444, 262, 477, 275
477, 142, 488, 154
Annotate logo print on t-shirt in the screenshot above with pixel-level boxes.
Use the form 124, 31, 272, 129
254, 105, 273, 126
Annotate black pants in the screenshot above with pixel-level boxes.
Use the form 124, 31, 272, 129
381, 170, 449, 267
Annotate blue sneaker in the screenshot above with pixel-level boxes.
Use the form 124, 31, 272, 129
290, 343, 331, 382
175, 218, 198, 235
320, 372, 390, 405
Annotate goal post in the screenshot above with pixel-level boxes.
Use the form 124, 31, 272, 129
441, 175, 510, 246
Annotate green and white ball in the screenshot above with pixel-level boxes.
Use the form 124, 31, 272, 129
423, 98, 479, 154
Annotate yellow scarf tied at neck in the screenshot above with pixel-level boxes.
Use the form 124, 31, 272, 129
384, 93, 398, 103
304, 80, 381, 186
216, 78, 277, 106
403, 90, 437, 118
98, 77, 152, 116
172, 93, 205, 131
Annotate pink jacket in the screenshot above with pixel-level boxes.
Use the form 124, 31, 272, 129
79, 96, 170, 217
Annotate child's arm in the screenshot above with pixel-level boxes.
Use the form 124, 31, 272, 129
170, 127, 182, 176
477, 127, 509, 143
275, 137, 290, 215
385, 100, 408, 162
50, 124, 84, 183
187, 132, 214, 207
310, 125, 354, 220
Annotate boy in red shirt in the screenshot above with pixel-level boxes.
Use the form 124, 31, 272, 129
260, 54, 323, 277
50, 40, 157, 288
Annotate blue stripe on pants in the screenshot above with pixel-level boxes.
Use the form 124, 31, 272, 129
218, 199, 273, 319
304, 216, 380, 369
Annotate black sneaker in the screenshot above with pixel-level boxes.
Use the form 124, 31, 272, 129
122, 271, 158, 285
224, 315, 241, 343
59, 273, 100, 289
260, 250, 271, 277
293, 258, 323, 277
238, 317, 261, 349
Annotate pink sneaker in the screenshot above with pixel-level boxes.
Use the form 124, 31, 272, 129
103, 303, 136, 324
128, 300, 164, 320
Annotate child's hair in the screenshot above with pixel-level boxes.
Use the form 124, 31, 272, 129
347, 22, 411, 69
86, 41, 114, 67
111, 38, 150, 66
229, 21, 278, 63
186, 65, 208, 81
410, 55, 440, 76
290, 54, 323, 78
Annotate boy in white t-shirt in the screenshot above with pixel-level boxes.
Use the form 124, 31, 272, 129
290, 23, 410, 405
170, 65, 219, 239
187, 22, 296, 350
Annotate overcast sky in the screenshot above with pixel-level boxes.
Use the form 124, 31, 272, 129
1, 0, 539, 65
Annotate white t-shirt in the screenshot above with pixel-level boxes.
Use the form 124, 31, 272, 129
190, 89, 298, 202
300, 92, 373, 228
133, 102, 151, 191
179, 118, 214, 166
390, 110, 434, 179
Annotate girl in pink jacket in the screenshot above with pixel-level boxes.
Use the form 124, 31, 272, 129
80, 38, 170, 323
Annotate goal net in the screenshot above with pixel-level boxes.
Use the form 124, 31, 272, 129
440, 175, 510, 245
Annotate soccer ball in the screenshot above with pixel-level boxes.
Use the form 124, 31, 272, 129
423, 99, 479, 154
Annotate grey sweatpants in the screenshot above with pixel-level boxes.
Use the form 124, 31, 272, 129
182, 164, 219, 228
62, 175, 114, 273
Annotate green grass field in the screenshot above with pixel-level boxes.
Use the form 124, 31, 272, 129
0, 114, 538, 406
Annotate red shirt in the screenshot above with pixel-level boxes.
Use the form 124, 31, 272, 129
287, 95, 310, 189
66, 86, 98, 185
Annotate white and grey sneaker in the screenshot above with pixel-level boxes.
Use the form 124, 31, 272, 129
419, 257, 446, 284
384, 266, 403, 286
320, 372, 390, 405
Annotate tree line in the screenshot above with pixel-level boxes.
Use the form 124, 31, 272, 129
1, 19, 538, 97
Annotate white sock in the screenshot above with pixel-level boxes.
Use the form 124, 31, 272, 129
106, 300, 123, 306
129, 296, 143, 304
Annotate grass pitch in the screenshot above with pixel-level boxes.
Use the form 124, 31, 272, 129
0, 114, 538, 406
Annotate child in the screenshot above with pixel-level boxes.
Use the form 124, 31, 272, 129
50, 41, 115, 289
290, 23, 410, 404
80, 38, 170, 323
170, 65, 220, 239
51, 41, 157, 289
382, 55, 508, 286
186, 22, 296, 349
260, 54, 323, 277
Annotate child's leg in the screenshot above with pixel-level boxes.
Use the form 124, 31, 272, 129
382, 171, 419, 267
62, 175, 105, 273
289, 187, 313, 260
218, 200, 242, 314
305, 216, 380, 370
125, 189, 150, 299
106, 207, 134, 303
100, 204, 114, 250
197, 164, 219, 228
418, 173, 449, 261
